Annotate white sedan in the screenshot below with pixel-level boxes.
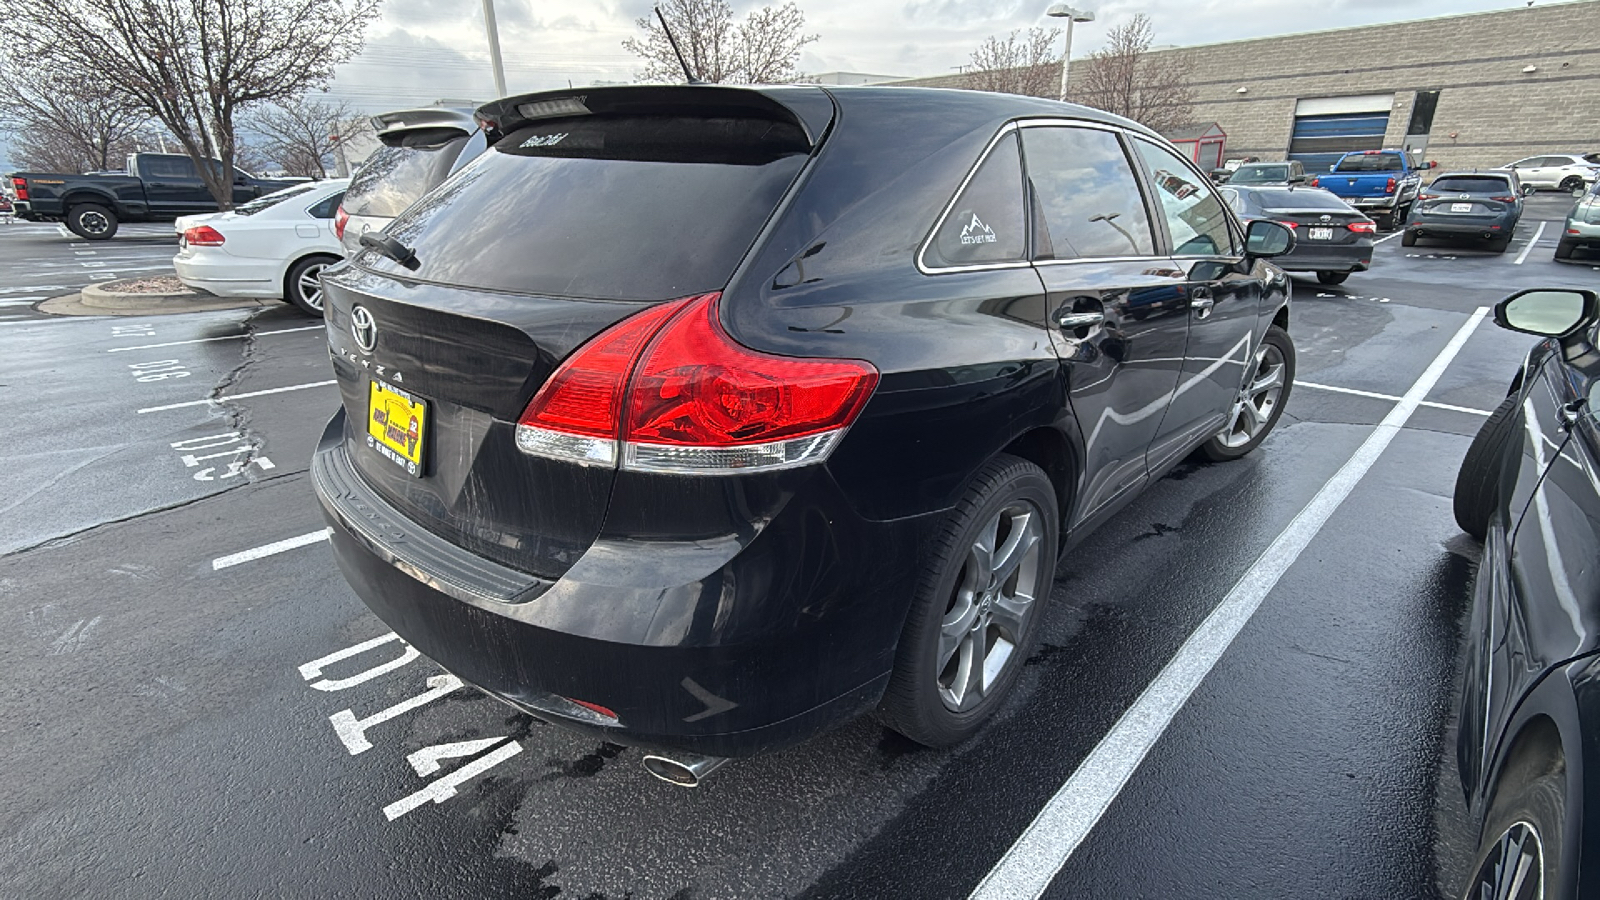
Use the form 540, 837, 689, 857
174, 179, 348, 316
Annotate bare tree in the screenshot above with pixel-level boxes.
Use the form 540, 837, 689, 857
249, 96, 354, 179
965, 27, 1061, 99
623, 0, 818, 84
1073, 14, 1195, 134
0, 62, 145, 172
0, 0, 381, 208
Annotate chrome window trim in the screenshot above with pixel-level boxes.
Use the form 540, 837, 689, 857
917, 121, 1027, 276
1128, 133, 1248, 263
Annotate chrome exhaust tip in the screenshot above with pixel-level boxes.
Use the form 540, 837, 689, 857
641, 752, 729, 787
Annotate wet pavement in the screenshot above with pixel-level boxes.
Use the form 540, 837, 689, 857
0, 195, 1594, 898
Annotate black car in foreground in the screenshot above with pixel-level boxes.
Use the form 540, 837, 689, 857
1221, 184, 1374, 285
312, 85, 1297, 785
1403, 171, 1525, 253
1453, 288, 1600, 899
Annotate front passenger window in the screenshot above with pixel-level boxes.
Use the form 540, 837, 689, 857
1133, 139, 1237, 257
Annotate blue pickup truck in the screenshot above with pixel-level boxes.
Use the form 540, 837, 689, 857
1310, 149, 1435, 230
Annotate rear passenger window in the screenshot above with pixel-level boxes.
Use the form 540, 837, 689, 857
1021, 126, 1155, 260
307, 191, 345, 219
926, 132, 1027, 269
1133, 139, 1237, 257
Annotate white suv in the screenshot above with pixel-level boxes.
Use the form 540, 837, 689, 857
1498, 153, 1600, 192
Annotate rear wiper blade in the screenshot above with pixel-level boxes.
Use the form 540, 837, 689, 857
359, 232, 419, 270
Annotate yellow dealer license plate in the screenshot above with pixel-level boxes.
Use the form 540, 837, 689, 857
367, 379, 427, 476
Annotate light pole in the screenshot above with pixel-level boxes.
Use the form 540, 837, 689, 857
481, 0, 508, 97
1045, 4, 1095, 103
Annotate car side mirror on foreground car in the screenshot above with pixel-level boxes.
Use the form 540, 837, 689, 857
1245, 219, 1295, 258
1495, 289, 1600, 362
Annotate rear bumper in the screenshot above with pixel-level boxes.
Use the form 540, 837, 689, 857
311, 409, 922, 757
1405, 218, 1516, 239
1347, 195, 1401, 211
1275, 242, 1372, 273
173, 254, 280, 298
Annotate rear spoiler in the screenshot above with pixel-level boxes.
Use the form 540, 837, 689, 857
473, 85, 835, 149
370, 107, 477, 142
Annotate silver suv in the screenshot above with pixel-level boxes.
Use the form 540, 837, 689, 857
1498, 153, 1600, 193
1556, 178, 1600, 263
335, 107, 487, 257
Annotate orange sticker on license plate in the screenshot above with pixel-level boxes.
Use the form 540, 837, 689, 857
367, 380, 426, 475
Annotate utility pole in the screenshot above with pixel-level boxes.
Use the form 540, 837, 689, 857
482, 0, 508, 97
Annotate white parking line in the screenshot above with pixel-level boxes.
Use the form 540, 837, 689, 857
1374, 230, 1406, 245
108, 325, 323, 352
1295, 380, 1491, 415
137, 379, 338, 413
969, 307, 1490, 900
212, 528, 332, 570
1514, 222, 1547, 265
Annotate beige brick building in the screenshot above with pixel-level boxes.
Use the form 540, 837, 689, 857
896, 0, 1599, 173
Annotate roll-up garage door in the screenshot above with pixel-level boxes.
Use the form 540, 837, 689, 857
1288, 94, 1394, 173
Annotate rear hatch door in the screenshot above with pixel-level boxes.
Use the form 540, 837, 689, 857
1417, 176, 1517, 223
321, 86, 829, 579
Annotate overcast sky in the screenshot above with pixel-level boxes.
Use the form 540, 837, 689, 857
319, 0, 1532, 111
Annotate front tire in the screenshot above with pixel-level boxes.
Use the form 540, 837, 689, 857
1316, 270, 1349, 285
1463, 747, 1565, 900
66, 203, 118, 240
1200, 324, 1294, 462
1453, 396, 1519, 540
878, 454, 1058, 748
284, 255, 338, 317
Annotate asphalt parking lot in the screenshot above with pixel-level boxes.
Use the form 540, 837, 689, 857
0, 194, 1595, 899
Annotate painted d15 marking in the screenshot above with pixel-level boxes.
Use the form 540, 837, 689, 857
169, 432, 275, 481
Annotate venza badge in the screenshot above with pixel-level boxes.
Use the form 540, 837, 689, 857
351, 305, 377, 353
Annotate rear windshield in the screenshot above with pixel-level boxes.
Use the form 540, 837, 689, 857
1252, 188, 1350, 210
366, 115, 810, 301
234, 182, 319, 216
1334, 154, 1405, 172
1429, 176, 1512, 193
342, 131, 470, 218
1230, 165, 1289, 184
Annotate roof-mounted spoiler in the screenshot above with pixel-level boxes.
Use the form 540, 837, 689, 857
472, 85, 833, 149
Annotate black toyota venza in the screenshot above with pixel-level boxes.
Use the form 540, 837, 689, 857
312, 85, 1297, 785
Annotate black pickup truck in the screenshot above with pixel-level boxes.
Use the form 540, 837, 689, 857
7, 153, 306, 240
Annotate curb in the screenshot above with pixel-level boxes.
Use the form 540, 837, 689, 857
41, 290, 278, 318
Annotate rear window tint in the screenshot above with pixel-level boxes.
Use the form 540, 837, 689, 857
1023, 127, 1154, 260
1230, 165, 1290, 183
1251, 188, 1350, 210
926, 132, 1027, 268
366, 115, 809, 301
1334, 154, 1405, 172
343, 135, 469, 218
1430, 176, 1513, 193
234, 182, 319, 216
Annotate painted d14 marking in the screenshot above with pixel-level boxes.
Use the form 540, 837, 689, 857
169, 432, 274, 481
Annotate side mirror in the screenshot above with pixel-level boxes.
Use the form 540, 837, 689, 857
1245, 219, 1295, 258
1494, 289, 1598, 339
1209, 168, 1231, 183
1327, 165, 1336, 172
1426, 161, 1438, 169
1522, 183, 1536, 197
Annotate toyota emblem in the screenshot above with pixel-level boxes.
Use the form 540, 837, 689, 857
351, 305, 377, 353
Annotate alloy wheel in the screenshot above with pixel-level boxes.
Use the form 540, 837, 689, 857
298, 263, 328, 310
936, 501, 1044, 712
1467, 821, 1543, 900
80, 211, 110, 235
1218, 341, 1287, 448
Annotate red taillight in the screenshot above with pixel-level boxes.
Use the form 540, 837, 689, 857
1276, 220, 1298, 229
183, 225, 225, 246
517, 292, 879, 474
334, 205, 349, 240
11, 177, 27, 201
565, 698, 618, 721
1418, 193, 1438, 201
1310, 176, 1320, 187
1347, 220, 1376, 233
1384, 177, 1397, 194
1490, 195, 1516, 202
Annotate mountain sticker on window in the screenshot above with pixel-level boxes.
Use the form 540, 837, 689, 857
960, 213, 997, 246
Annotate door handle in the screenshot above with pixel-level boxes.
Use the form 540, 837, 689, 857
1191, 297, 1216, 318
1055, 310, 1105, 330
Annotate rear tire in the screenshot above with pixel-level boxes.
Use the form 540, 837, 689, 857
284, 255, 338, 317
1453, 396, 1519, 540
1554, 238, 1578, 262
1316, 270, 1349, 285
1488, 235, 1512, 254
1559, 176, 1585, 193
1401, 229, 1418, 247
1199, 325, 1294, 462
66, 203, 118, 241
878, 454, 1058, 748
